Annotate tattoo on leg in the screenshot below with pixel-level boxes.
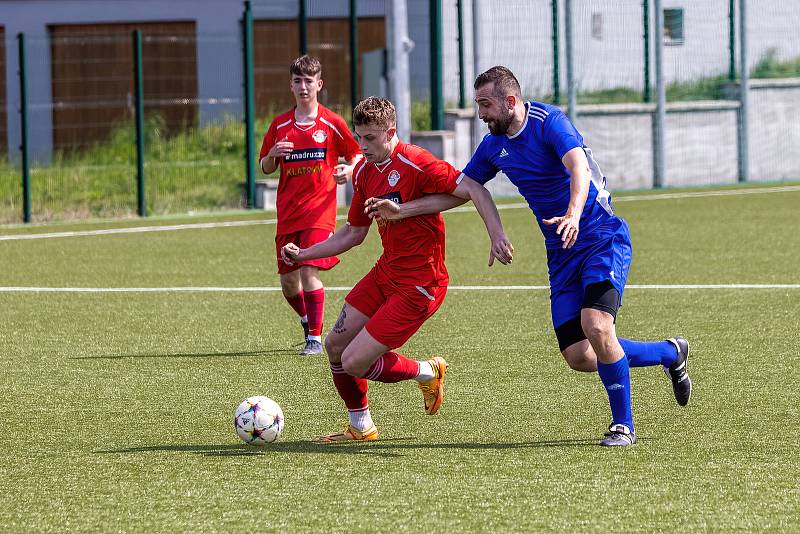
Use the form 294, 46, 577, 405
332, 308, 347, 334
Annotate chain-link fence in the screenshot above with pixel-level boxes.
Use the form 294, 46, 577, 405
0, 29, 19, 223
658, 1, 738, 187
747, 0, 800, 182
8, 29, 250, 224
471, 0, 555, 102
572, 1, 647, 104
505, 0, 800, 189
2, 0, 799, 224
25, 32, 138, 222
1, 1, 386, 223
141, 32, 246, 217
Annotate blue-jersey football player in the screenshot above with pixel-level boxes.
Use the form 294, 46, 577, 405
364, 66, 692, 446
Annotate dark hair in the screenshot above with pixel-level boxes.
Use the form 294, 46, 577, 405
289, 55, 322, 78
353, 96, 396, 129
474, 66, 522, 98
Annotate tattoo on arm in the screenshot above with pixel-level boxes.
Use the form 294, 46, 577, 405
332, 308, 347, 334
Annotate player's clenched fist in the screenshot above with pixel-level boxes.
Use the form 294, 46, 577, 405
281, 242, 302, 265
364, 197, 402, 220
333, 163, 352, 185
267, 140, 294, 159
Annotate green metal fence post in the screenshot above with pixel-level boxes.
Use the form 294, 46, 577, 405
299, 0, 307, 56
133, 30, 147, 217
643, 0, 651, 103
243, 0, 256, 208
728, 0, 736, 80
551, 0, 560, 105
17, 33, 31, 223
349, 0, 358, 111
456, 0, 466, 109
429, 0, 443, 130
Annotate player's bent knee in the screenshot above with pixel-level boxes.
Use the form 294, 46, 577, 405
580, 309, 615, 343
561, 340, 597, 372
324, 335, 345, 360
325, 346, 341, 364
279, 275, 301, 296
299, 265, 321, 285
582, 320, 612, 344
340, 354, 368, 378
562, 351, 596, 372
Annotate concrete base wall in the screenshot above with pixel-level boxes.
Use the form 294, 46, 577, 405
748, 80, 800, 182
419, 79, 800, 196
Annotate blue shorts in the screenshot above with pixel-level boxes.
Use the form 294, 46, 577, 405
546, 217, 632, 330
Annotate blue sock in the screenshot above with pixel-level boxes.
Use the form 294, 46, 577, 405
618, 338, 677, 368
597, 356, 634, 432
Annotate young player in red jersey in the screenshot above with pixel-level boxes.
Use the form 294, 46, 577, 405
259, 56, 362, 355
282, 97, 514, 441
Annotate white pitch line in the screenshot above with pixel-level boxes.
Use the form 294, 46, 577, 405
0, 218, 279, 242
612, 185, 800, 202
2, 184, 799, 242
1, 284, 798, 293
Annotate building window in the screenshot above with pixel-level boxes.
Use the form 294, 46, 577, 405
591, 13, 603, 41
664, 8, 684, 45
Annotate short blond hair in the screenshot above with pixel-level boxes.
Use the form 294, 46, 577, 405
352, 96, 396, 129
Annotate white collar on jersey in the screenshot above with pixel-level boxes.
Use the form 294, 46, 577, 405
374, 158, 392, 172
507, 102, 531, 140
294, 122, 316, 132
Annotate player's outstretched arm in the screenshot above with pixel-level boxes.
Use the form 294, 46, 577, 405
282, 224, 369, 265
542, 147, 591, 249
364, 194, 467, 221
451, 175, 514, 266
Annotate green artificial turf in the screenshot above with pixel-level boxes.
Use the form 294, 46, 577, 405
1, 184, 799, 531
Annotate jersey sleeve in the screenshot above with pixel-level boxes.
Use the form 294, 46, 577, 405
413, 149, 460, 195
258, 120, 277, 162
333, 115, 361, 161
346, 161, 372, 227
544, 110, 584, 159
462, 136, 498, 185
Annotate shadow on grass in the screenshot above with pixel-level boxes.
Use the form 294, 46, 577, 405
95, 437, 601, 458
71, 348, 299, 360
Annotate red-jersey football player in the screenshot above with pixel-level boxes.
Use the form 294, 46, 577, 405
282, 97, 514, 441
259, 56, 361, 355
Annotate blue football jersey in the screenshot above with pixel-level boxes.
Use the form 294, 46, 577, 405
463, 101, 616, 249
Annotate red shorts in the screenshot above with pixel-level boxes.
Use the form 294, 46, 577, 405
275, 228, 340, 275
345, 267, 447, 349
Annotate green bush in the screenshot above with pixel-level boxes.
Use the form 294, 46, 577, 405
0, 113, 278, 223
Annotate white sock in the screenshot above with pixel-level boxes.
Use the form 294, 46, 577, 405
308, 335, 321, 342
414, 360, 435, 383
349, 408, 374, 431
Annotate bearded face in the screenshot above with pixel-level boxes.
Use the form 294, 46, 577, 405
485, 109, 514, 135
475, 84, 515, 136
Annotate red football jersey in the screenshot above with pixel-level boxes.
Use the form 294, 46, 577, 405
260, 105, 360, 234
348, 142, 460, 287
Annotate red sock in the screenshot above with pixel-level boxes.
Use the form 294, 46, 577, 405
364, 352, 421, 383
330, 362, 369, 410
285, 291, 306, 318
304, 288, 325, 336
